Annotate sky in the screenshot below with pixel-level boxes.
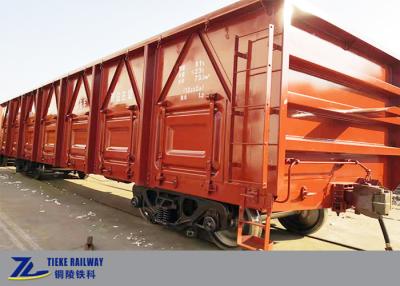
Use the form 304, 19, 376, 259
0, 0, 399, 103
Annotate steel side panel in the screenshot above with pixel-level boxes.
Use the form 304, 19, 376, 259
21, 93, 38, 161
23, 122, 35, 160
65, 118, 89, 171
0, 104, 7, 155
162, 110, 211, 171
100, 112, 138, 181
95, 51, 145, 181
4, 99, 21, 158
40, 120, 57, 165
36, 83, 60, 166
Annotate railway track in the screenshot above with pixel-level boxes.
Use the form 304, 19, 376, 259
1, 167, 396, 251
60, 173, 367, 250
87, 175, 386, 251
270, 226, 365, 251
53, 172, 391, 251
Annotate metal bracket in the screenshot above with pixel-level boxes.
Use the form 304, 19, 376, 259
156, 173, 178, 188
206, 93, 222, 102
331, 183, 354, 214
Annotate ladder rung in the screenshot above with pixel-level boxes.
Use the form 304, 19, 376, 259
273, 44, 282, 51
231, 107, 265, 114
239, 220, 265, 228
231, 162, 242, 168
237, 243, 260, 251
233, 110, 244, 116
249, 71, 267, 77
231, 142, 266, 146
233, 104, 265, 109
238, 235, 270, 251
236, 52, 248, 59
236, 65, 267, 74
237, 68, 281, 76
241, 69, 282, 77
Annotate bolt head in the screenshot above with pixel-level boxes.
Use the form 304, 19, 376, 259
203, 216, 217, 232
185, 228, 197, 238
131, 197, 140, 208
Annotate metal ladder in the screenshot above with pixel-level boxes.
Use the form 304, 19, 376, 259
230, 24, 282, 250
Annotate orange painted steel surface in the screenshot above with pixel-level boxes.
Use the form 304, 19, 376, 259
60, 71, 93, 173
95, 50, 145, 182
8, 98, 22, 158
1, 99, 21, 159
1, 0, 399, 247
36, 83, 61, 166
0, 103, 7, 156
20, 91, 41, 162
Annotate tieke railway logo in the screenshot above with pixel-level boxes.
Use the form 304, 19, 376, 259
8, 257, 51, 281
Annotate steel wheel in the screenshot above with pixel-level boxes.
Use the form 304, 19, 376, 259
77, 171, 87, 180
278, 209, 327, 235
15, 161, 24, 173
32, 165, 43, 180
139, 207, 157, 224
210, 209, 262, 249
23, 162, 32, 173
0, 156, 6, 167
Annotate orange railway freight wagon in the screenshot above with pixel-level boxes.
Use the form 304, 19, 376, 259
17, 91, 43, 173
0, 99, 22, 166
1, 0, 398, 250
0, 103, 8, 164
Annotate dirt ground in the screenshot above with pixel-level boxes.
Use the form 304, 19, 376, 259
0, 167, 399, 251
